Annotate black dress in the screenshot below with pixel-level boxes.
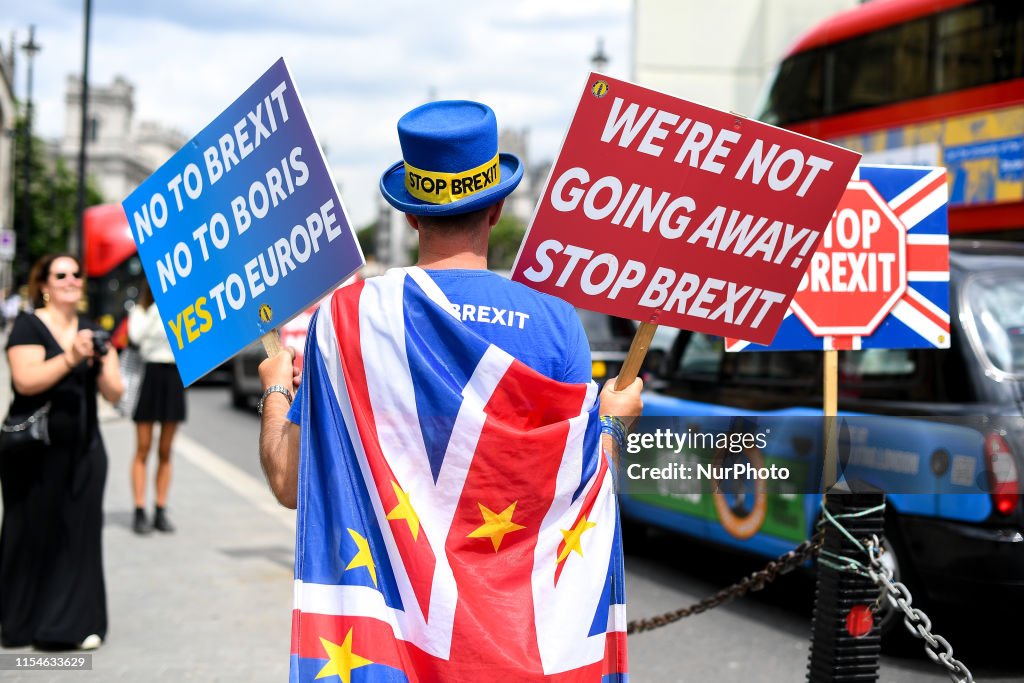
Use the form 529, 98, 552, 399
0, 312, 108, 647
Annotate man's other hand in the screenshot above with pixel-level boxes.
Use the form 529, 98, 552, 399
259, 347, 300, 392
599, 376, 643, 431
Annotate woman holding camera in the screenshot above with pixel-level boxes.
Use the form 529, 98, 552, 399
0, 254, 122, 650
128, 280, 185, 535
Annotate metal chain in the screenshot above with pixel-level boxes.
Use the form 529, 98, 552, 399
861, 535, 974, 683
626, 509, 973, 683
816, 507, 973, 682
625, 528, 824, 635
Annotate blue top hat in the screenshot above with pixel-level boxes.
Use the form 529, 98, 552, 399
380, 100, 523, 216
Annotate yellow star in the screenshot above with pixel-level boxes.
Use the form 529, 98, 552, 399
386, 481, 420, 541
344, 528, 377, 587
315, 629, 372, 682
467, 502, 526, 552
557, 517, 597, 563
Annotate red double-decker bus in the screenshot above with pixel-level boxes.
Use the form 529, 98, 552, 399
755, 0, 1024, 236
82, 203, 145, 331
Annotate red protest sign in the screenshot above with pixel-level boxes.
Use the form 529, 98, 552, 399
790, 181, 907, 336
511, 74, 861, 344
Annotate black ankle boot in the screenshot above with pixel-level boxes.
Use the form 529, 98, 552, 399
133, 507, 152, 535
153, 506, 175, 533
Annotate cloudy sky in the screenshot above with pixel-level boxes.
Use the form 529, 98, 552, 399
3, 1, 631, 227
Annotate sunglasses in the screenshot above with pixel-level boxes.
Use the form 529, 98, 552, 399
50, 271, 82, 281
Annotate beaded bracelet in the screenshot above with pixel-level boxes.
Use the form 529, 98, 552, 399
599, 415, 627, 451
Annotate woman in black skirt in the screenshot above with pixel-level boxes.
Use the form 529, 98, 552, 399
127, 281, 185, 534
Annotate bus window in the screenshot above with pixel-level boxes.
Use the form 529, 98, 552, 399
830, 18, 930, 116
761, 49, 824, 126
936, 1, 1024, 93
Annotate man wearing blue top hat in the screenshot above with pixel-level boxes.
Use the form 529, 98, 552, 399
256, 101, 639, 681
258, 99, 643, 506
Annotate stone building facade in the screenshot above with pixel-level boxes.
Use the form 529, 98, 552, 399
60, 74, 186, 205
632, 0, 860, 115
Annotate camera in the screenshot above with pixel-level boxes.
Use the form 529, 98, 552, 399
92, 330, 111, 357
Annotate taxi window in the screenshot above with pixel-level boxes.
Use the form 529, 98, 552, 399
575, 308, 635, 351
839, 349, 916, 378
733, 349, 819, 382
678, 333, 723, 376
963, 272, 1024, 374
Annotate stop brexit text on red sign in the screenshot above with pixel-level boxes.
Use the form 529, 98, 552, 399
511, 74, 862, 344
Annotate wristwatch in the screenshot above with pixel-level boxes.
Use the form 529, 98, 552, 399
257, 384, 293, 416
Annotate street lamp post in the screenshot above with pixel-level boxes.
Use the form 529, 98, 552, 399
590, 37, 609, 73
73, 0, 93, 260
19, 26, 41, 284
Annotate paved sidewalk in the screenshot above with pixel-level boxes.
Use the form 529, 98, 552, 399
0, 354, 298, 681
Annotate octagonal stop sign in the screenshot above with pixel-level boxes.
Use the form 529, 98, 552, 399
791, 180, 907, 337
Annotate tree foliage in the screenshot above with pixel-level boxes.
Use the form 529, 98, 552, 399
356, 222, 376, 259
350, 211, 525, 270
487, 213, 525, 271
11, 115, 103, 282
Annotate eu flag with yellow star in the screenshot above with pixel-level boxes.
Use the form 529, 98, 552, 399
289, 267, 627, 682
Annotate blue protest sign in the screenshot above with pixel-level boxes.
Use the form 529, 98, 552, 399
726, 165, 950, 352
122, 58, 363, 385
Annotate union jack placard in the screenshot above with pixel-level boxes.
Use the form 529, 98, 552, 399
727, 165, 949, 352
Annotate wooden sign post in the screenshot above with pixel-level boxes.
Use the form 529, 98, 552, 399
614, 322, 659, 391
261, 329, 283, 357
822, 349, 839, 492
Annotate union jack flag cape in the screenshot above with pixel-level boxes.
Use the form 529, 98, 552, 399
290, 267, 628, 682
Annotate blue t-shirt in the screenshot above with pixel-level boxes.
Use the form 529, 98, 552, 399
286, 269, 591, 424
